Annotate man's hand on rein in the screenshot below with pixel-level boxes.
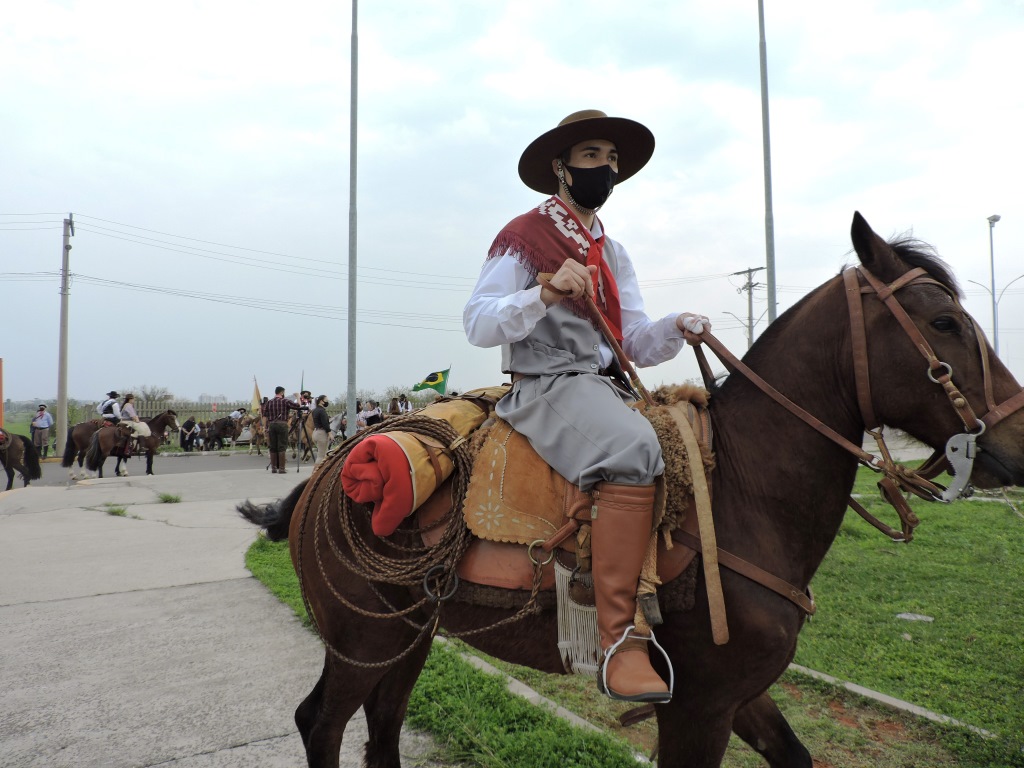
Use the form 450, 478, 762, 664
676, 312, 711, 346
540, 260, 597, 306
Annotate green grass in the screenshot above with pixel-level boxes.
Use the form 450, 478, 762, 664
244, 519, 1023, 767
794, 469, 1024, 763
408, 643, 641, 768
245, 536, 310, 626
157, 493, 181, 503
3, 412, 32, 438
104, 503, 128, 516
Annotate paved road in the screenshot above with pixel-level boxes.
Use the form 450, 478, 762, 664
32, 449, 309, 487
0, 467, 447, 768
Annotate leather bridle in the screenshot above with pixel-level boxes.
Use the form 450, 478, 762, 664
695, 264, 1024, 541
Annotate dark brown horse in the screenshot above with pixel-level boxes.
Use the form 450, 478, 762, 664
239, 213, 1024, 768
204, 416, 243, 451
84, 410, 179, 477
1, 430, 42, 490
62, 419, 107, 480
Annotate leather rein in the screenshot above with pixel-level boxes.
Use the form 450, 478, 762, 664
695, 264, 1024, 542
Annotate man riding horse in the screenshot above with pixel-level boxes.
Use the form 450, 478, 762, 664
97, 390, 133, 458
464, 109, 710, 704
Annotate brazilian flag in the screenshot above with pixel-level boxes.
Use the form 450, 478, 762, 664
412, 368, 449, 394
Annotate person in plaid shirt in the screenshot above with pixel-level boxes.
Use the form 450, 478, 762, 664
261, 386, 303, 473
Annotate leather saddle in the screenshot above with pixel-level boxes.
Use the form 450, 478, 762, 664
414, 390, 714, 594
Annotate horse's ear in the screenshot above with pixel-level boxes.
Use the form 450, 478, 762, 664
851, 211, 901, 280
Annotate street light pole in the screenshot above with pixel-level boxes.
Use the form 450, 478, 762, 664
758, 0, 777, 324
723, 312, 751, 349
987, 214, 1001, 356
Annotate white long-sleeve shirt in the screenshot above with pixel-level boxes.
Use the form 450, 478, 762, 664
464, 223, 686, 369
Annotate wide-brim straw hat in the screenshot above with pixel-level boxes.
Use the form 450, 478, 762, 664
518, 109, 655, 195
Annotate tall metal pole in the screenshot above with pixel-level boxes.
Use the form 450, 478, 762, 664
346, 0, 359, 432
758, 0, 777, 323
987, 214, 1001, 356
56, 214, 74, 456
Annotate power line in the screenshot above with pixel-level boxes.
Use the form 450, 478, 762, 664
2, 212, 754, 289
74, 213, 298, 259
69, 273, 466, 331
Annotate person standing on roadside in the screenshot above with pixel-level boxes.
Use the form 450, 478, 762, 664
31, 404, 53, 459
261, 386, 302, 473
180, 416, 198, 452
310, 395, 332, 466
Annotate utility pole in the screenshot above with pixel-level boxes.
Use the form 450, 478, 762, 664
56, 213, 74, 456
730, 266, 765, 349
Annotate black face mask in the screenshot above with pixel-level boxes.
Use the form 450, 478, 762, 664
562, 163, 618, 210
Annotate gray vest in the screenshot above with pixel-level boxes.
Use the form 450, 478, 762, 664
500, 298, 604, 375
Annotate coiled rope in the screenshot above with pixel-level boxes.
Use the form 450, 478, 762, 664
295, 412, 543, 669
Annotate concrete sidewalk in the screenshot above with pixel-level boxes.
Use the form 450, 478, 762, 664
0, 470, 444, 768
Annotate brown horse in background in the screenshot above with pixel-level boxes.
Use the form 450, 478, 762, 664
287, 410, 315, 462
62, 419, 107, 480
205, 416, 243, 451
239, 213, 1024, 768
85, 410, 179, 477
1, 431, 42, 490
243, 415, 266, 456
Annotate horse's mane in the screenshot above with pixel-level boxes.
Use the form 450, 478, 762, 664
886, 235, 962, 298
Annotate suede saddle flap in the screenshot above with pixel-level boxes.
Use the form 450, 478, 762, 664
461, 418, 576, 547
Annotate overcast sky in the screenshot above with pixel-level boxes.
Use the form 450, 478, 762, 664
2, 0, 1023, 405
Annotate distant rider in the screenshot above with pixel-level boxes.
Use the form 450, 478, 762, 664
98, 391, 122, 425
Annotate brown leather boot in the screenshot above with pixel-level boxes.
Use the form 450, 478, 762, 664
269, 452, 278, 473
277, 452, 287, 473
591, 481, 671, 703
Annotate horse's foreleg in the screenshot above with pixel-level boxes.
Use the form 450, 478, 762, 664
656, 697, 734, 768
297, 654, 388, 768
732, 690, 812, 768
362, 638, 433, 768
4, 468, 13, 491
146, 451, 154, 475
72, 451, 86, 480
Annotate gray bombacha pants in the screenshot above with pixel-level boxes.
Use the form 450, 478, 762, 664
495, 372, 664, 492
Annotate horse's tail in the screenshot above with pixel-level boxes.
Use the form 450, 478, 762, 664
61, 428, 76, 467
17, 435, 42, 480
84, 431, 102, 472
236, 479, 309, 542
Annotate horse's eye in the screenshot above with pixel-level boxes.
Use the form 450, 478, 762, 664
931, 316, 958, 333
